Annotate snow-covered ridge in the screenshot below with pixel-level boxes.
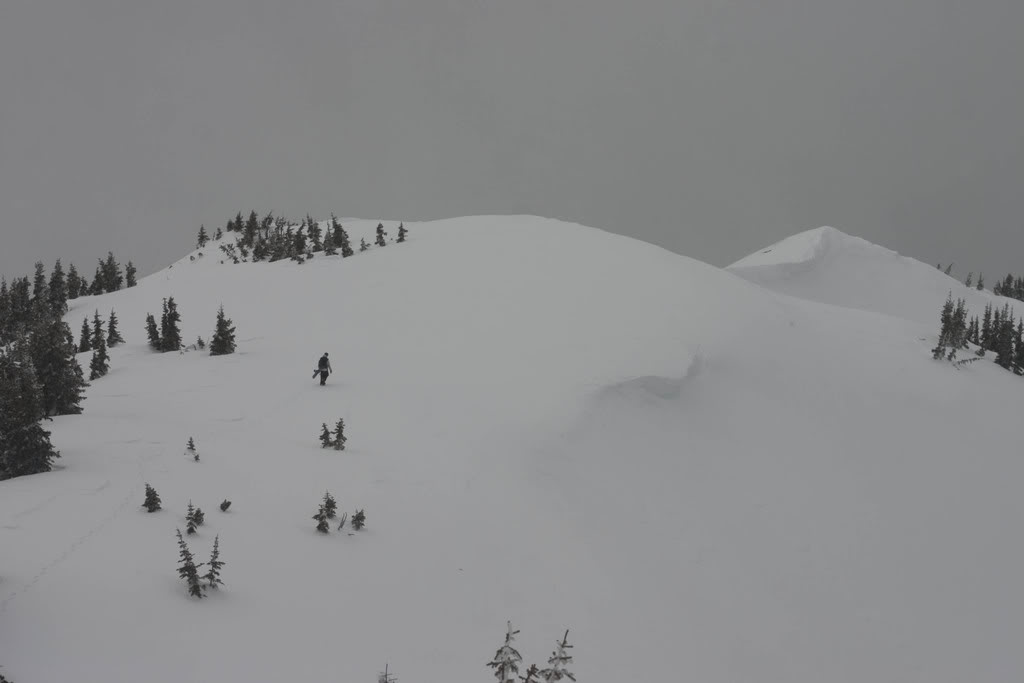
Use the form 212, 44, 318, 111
729, 225, 1021, 325
2, 216, 1024, 683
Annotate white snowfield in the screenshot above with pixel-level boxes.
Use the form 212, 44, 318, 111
1, 217, 1022, 683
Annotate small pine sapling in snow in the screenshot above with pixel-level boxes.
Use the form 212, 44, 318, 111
175, 529, 204, 598
322, 491, 338, 519
196, 336, 205, 350
360, 238, 369, 252
351, 508, 366, 530
538, 631, 576, 682
319, 423, 332, 448
397, 222, 407, 243
143, 483, 162, 512
193, 507, 205, 526
186, 501, 198, 535
313, 505, 330, 533
220, 499, 232, 512
487, 621, 523, 683
337, 511, 348, 531
375, 222, 387, 246
186, 436, 198, 461
332, 418, 347, 451
202, 535, 224, 590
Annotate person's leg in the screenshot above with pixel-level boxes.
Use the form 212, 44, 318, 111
320, 370, 327, 385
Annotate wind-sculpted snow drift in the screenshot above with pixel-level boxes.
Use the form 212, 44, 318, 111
1, 217, 1022, 683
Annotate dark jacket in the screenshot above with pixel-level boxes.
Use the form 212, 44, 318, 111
318, 355, 332, 373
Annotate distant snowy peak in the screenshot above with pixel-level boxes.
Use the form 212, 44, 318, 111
727, 226, 896, 271
727, 226, 1014, 326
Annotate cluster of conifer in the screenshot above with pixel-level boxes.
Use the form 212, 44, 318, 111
196, 211, 408, 265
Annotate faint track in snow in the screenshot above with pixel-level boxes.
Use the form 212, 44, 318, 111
0, 446, 161, 617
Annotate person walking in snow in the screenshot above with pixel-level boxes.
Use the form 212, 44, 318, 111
314, 352, 332, 385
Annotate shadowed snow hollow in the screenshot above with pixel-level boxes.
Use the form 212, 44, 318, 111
1, 217, 1023, 683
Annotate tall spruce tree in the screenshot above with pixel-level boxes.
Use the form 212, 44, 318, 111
89, 331, 109, 380
397, 223, 407, 243
376, 222, 387, 247
125, 261, 137, 288
209, 305, 236, 356
79, 317, 92, 353
91, 310, 106, 350
145, 313, 161, 350
160, 297, 182, 352
66, 263, 81, 301
31, 261, 48, 304
107, 310, 124, 346
197, 225, 209, 248
48, 259, 68, 314
0, 344, 60, 480
30, 316, 87, 416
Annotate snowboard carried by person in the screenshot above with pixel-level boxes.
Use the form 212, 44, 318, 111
314, 352, 333, 385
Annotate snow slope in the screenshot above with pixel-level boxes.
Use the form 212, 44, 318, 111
2, 217, 1023, 683
728, 225, 1021, 324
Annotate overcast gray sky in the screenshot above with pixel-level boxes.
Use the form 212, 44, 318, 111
1, 0, 1022, 282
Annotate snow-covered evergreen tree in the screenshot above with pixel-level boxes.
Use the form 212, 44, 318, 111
397, 223, 408, 243
186, 501, 198, 534
351, 509, 366, 530
143, 483, 161, 512
209, 305, 236, 356
193, 507, 205, 526
202, 535, 224, 590
107, 309, 124, 346
175, 529, 204, 598
322, 491, 337, 519
313, 505, 330, 533
332, 418, 346, 450
215, 226, 223, 240
376, 222, 387, 247
197, 225, 209, 248
360, 238, 369, 252
487, 621, 523, 683
538, 631, 576, 682
319, 423, 332, 448
125, 261, 137, 288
